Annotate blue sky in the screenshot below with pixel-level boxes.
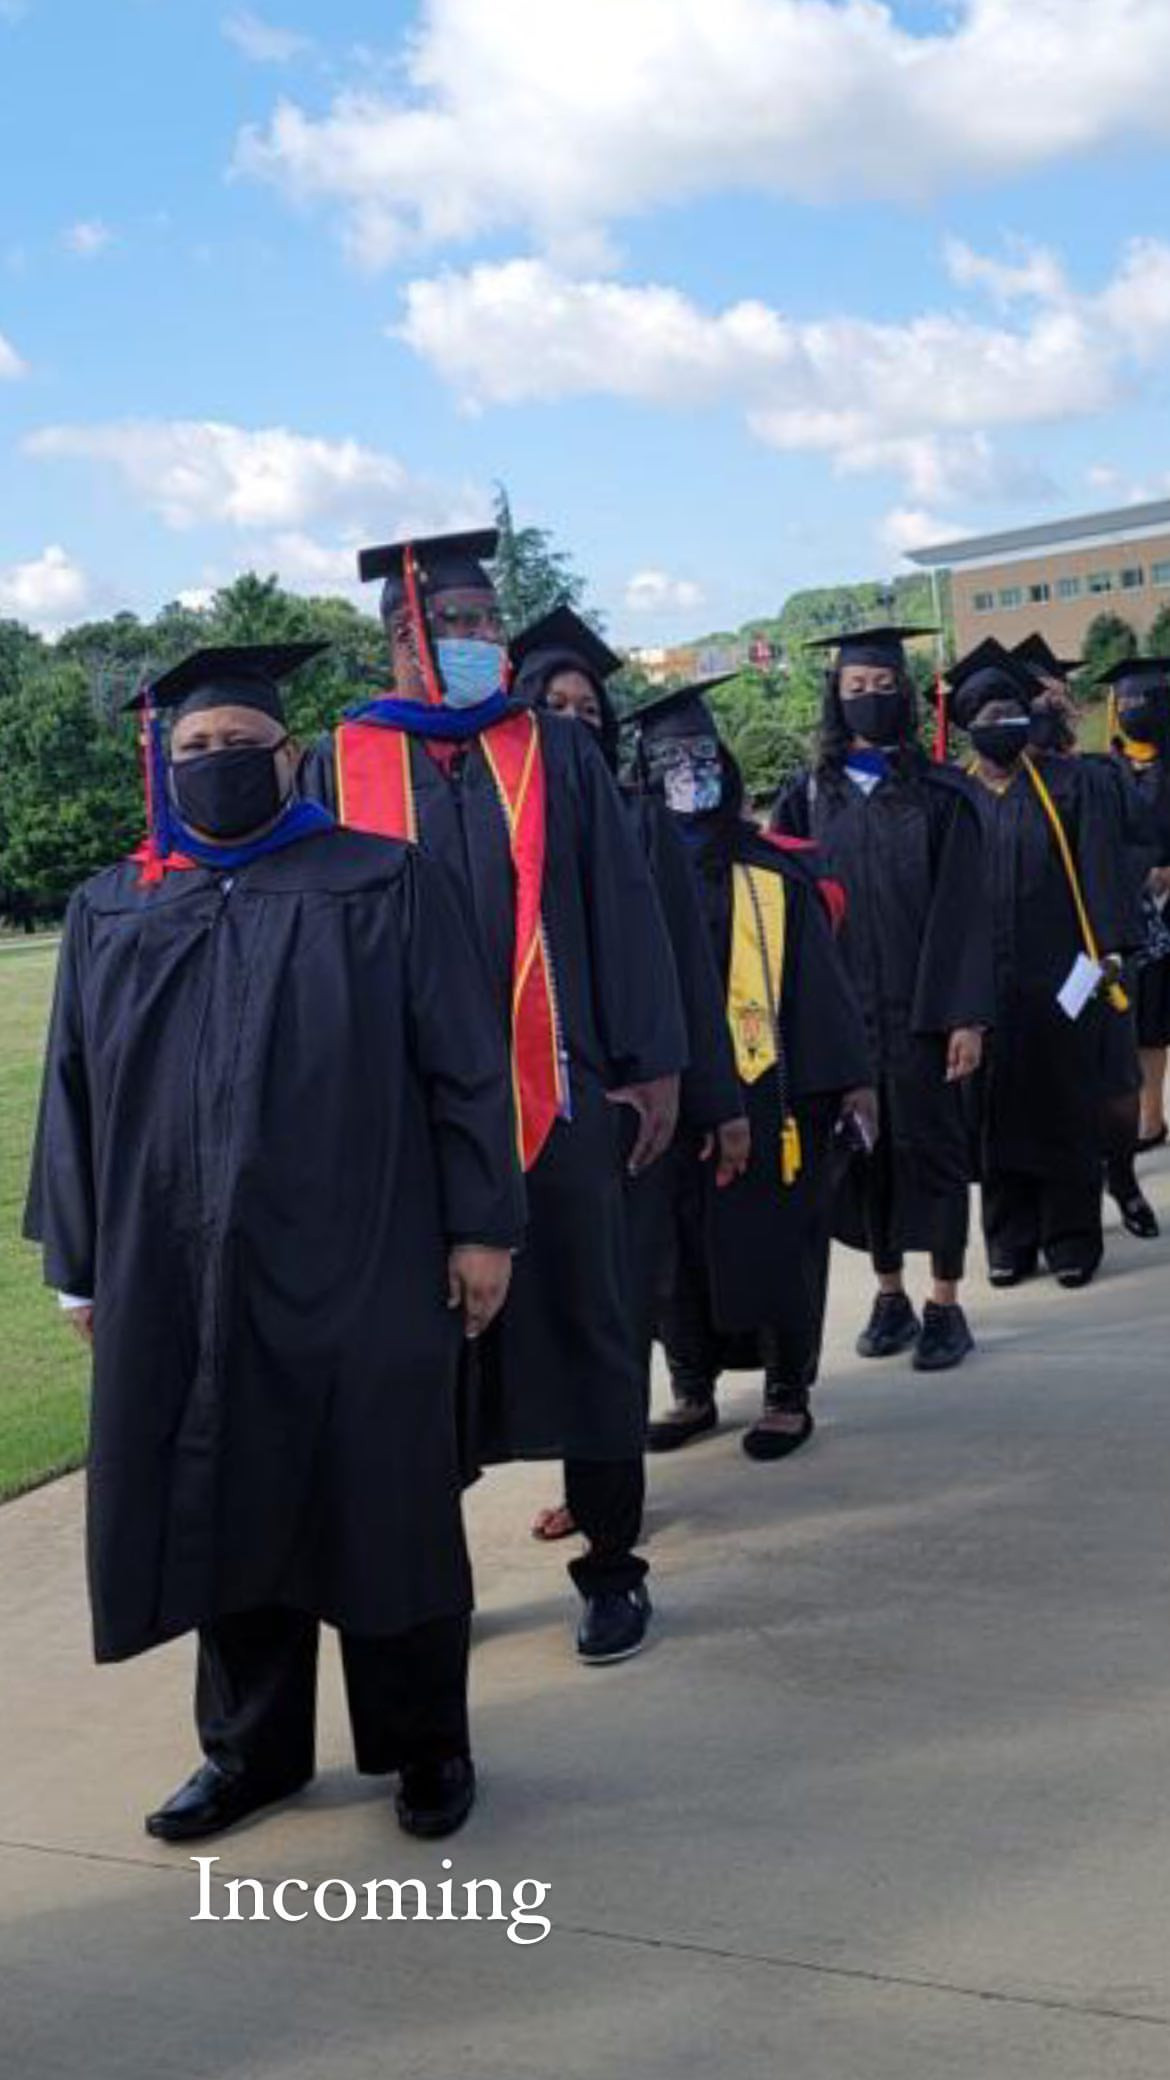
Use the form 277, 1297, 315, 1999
2, 0, 1170, 641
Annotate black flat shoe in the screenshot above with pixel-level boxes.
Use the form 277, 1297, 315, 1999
987, 1251, 1038, 1288
646, 1399, 717, 1452
577, 1583, 651, 1666
145, 1760, 310, 1842
1055, 1265, 1096, 1290
1137, 1125, 1168, 1154
742, 1411, 814, 1462
856, 1292, 920, 1359
395, 1755, 477, 1840
912, 1301, 974, 1372
1117, 1192, 1160, 1239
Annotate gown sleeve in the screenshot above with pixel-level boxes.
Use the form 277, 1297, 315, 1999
402, 850, 527, 1251
770, 772, 813, 839
911, 781, 996, 1037
23, 893, 97, 1296
643, 802, 742, 1128
571, 727, 688, 1085
780, 867, 874, 1099
1073, 759, 1145, 955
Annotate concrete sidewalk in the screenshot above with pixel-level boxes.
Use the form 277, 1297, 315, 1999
4, 1160, 1170, 2078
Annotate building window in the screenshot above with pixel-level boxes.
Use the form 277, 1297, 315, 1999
1087, 571, 1114, 594
1153, 560, 1170, 588
1056, 576, 1082, 599
1028, 583, 1051, 604
1120, 566, 1145, 590
972, 590, 995, 612
998, 586, 1024, 609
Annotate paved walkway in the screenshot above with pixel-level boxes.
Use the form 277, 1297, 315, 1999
4, 1156, 1170, 2079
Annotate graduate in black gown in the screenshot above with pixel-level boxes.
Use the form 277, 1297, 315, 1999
772, 629, 993, 1372
625, 685, 874, 1458
1011, 635, 1156, 1242
1102, 659, 1170, 1154
24, 645, 522, 1844
946, 638, 1138, 1287
301, 533, 687, 1667
510, 610, 745, 1534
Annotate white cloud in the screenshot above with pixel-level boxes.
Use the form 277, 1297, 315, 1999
176, 587, 217, 612
0, 329, 26, 378
878, 507, 964, 558
62, 219, 114, 259
223, 11, 312, 64
25, 418, 488, 540
397, 239, 1170, 508
0, 546, 91, 632
236, 0, 1170, 265
624, 570, 705, 614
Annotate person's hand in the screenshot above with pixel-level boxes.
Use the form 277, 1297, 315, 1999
699, 1115, 751, 1188
67, 1306, 94, 1346
608, 1073, 680, 1175
447, 1247, 512, 1340
838, 1086, 879, 1148
945, 1027, 983, 1082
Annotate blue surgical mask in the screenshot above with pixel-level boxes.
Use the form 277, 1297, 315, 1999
434, 638, 505, 709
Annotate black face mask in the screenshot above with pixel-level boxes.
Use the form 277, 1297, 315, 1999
1029, 707, 1074, 753
171, 742, 289, 841
840, 692, 905, 748
1118, 701, 1158, 745
970, 717, 1031, 768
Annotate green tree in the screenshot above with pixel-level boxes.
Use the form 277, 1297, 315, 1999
0, 657, 140, 919
490, 485, 591, 636
1145, 603, 1170, 656
1081, 611, 1138, 683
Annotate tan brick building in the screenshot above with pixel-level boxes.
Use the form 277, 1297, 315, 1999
906, 498, 1170, 659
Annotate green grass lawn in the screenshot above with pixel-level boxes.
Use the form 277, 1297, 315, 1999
0, 943, 89, 1501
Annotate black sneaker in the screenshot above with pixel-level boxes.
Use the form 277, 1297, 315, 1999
912, 1301, 974, 1372
1054, 1264, 1097, 1290
856, 1291, 920, 1359
647, 1399, 717, 1452
987, 1250, 1038, 1288
395, 1756, 477, 1840
577, 1583, 652, 1666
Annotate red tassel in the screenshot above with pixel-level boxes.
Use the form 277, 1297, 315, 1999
933, 670, 948, 763
403, 543, 444, 708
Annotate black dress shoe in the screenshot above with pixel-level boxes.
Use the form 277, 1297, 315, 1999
1054, 1264, 1097, 1289
742, 1411, 815, 1461
1137, 1125, 1168, 1154
912, 1301, 974, 1372
145, 1760, 310, 1843
577, 1583, 652, 1666
856, 1291, 920, 1359
1117, 1191, 1160, 1239
646, 1399, 718, 1452
395, 1756, 477, 1840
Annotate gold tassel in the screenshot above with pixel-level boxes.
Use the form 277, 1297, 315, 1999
780, 1115, 803, 1186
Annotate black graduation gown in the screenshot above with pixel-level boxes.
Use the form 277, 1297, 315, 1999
616, 793, 742, 1385
24, 829, 523, 1664
773, 757, 994, 1255
663, 819, 871, 1352
302, 713, 688, 1462
967, 755, 1141, 1184
1114, 753, 1170, 1048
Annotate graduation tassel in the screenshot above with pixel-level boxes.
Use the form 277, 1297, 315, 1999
780, 1114, 803, 1186
402, 542, 446, 709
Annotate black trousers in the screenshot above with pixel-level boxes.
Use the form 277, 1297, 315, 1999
563, 1459, 647, 1597
981, 1170, 1103, 1278
196, 1607, 471, 1786
662, 1287, 822, 1415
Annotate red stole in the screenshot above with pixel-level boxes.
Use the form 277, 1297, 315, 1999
335, 708, 567, 1171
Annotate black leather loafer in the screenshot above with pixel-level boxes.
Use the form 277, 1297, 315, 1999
395, 1756, 477, 1840
145, 1760, 310, 1842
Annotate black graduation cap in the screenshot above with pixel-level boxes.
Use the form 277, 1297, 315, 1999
1095, 657, 1170, 693
124, 642, 328, 722
621, 675, 739, 744
1012, 632, 1081, 680
804, 624, 937, 668
945, 637, 1038, 728
509, 604, 622, 689
356, 527, 499, 605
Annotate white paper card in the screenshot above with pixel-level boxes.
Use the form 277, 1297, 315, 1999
1057, 952, 1102, 1021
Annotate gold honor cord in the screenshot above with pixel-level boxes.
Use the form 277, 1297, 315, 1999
1021, 753, 1129, 1014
